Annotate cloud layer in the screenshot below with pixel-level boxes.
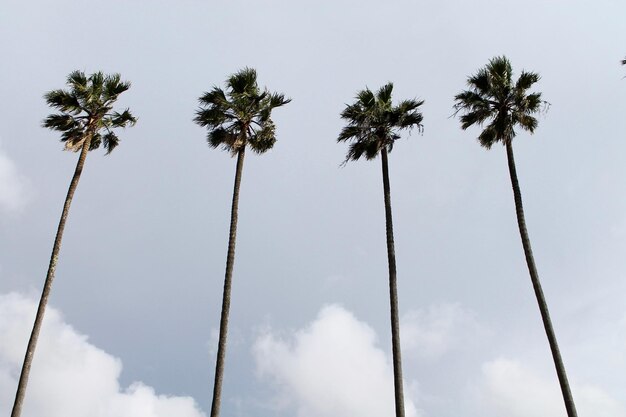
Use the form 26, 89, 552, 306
0, 293, 205, 417
253, 303, 626, 417
479, 358, 626, 417
400, 303, 487, 360
253, 304, 420, 417
0, 147, 29, 212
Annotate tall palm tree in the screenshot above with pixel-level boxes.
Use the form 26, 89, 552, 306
454, 56, 578, 417
194, 67, 290, 417
338, 83, 423, 417
11, 71, 136, 417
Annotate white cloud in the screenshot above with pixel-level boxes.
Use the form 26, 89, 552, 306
479, 358, 626, 417
0, 292, 205, 417
253, 304, 421, 417
0, 147, 29, 212
400, 303, 487, 360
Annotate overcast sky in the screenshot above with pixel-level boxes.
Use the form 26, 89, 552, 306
1, 1, 625, 417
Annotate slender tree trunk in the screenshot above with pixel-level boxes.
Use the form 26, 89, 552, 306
210, 145, 246, 417
11, 136, 92, 417
380, 147, 406, 417
505, 141, 578, 417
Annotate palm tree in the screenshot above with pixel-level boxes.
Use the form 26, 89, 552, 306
338, 83, 423, 417
11, 71, 136, 417
453, 56, 577, 417
194, 68, 290, 417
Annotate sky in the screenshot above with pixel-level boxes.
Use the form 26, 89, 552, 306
1, 0, 625, 416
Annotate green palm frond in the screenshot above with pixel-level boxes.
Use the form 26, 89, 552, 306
67, 71, 87, 90
103, 74, 130, 103
108, 109, 137, 128
454, 56, 545, 148
43, 114, 81, 131
478, 124, 498, 149
376, 83, 394, 107
44, 70, 135, 153
102, 131, 120, 154
356, 88, 375, 109
249, 120, 276, 154
515, 71, 540, 91
195, 68, 290, 155
338, 83, 424, 164
44, 90, 82, 114
227, 68, 259, 96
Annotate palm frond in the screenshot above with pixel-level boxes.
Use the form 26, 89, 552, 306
249, 121, 276, 154
102, 131, 120, 154
267, 92, 291, 109
515, 114, 538, 133
338, 125, 366, 143
489, 56, 513, 85
89, 132, 102, 151
515, 71, 540, 92
103, 74, 130, 102
477, 124, 498, 149
393, 99, 424, 131
343, 139, 379, 164
228, 67, 258, 96
67, 71, 87, 90
376, 83, 394, 107
44, 90, 82, 114
356, 88, 375, 108
467, 68, 492, 98
61, 129, 87, 152
108, 109, 137, 128
199, 87, 228, 106
43, 114, 80, 131
523, 92, 543, 112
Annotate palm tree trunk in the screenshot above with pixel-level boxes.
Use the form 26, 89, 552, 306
11, 136, 92, 417
380, 147, 406, 417
505, 141, 578, 417
210, 145, 246, 417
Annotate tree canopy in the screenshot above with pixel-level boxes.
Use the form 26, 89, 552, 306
338, 83, 424, 163
194, 68, 291, 156
453, 56, 544, 149
43, 71, 136, 153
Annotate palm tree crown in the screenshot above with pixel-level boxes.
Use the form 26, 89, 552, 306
453, 56, 544, 148
194, 67, 291, 155
338, 83, 424, 162
43, 71, 136, 153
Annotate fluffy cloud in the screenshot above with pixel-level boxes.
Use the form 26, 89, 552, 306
0, 293, 205, 417
400, 303, 487, 360
253, 304, 420, 417
479, 358, 626, 417
0, 147, 29, 212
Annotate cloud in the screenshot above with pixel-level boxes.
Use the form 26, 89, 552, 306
253, 304, 420, 417
0, 147, 29, 212
0, 292, 205, 417
400, 303, 488, 360
479, 358, 626, 417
